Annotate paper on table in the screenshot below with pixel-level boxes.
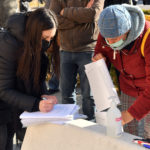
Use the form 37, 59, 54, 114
21, 114, 87, 127
85, 59, 120, 111
20, 104, 83, 127
21, 118, 69, 127
20, 104, 78, 119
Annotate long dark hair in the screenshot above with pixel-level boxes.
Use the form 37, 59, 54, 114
17, 8, 59, 92
47, 31, 60, 78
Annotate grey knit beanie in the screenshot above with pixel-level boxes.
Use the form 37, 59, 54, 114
98, 5, 132, 38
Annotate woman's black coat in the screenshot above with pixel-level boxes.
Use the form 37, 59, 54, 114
0, 13, 48, 125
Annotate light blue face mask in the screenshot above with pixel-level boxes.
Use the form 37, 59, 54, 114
105, 39, 124, 48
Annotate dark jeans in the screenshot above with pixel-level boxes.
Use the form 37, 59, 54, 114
143, 0, 150, 4
0, 123, 14, 150
60, 51, 95, 120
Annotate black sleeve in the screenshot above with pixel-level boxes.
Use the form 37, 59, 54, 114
0, 35, 39, 112
32, 98, 40, 112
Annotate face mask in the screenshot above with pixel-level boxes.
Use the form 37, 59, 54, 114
41, 39, 52, 53
105, 39, 124, 48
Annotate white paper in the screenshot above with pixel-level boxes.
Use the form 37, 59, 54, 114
20, 104, 84, 127
85, 59, 120, 111
20, 104, 77, 119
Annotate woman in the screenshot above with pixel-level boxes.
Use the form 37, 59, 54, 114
0, 8, 59, 150
93, 4, 150, 138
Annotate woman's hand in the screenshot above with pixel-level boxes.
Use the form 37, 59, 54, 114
92, 53, 105, 62
121, 110, 134, 125
39, 95, 58, 113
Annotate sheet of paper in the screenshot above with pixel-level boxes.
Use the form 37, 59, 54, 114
21, 119, 68, 127
20, 104, 77, 119
85, 59, 120, 111
20, 104, 84, 127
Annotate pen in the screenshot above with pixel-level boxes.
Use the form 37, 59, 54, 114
142, 144, 150, 149
133, 140, 144, 145
42, 97, 47, 100
42, 97, 54, 104
133, 140, 150, 145
133, 139, 150, 149
134, 138, 150, 143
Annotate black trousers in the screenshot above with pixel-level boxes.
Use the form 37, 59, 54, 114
143, 0, 150, 4
0, 123, 14, 150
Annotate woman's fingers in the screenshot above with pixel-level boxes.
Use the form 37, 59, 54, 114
121, 110, 134, 125
41, 95, 58, 104
92, 53, 105, 62
39, 100, 55, 112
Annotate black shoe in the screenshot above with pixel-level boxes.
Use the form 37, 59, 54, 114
48, 89, 59, 94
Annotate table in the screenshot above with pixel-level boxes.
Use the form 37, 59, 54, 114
21, 119, 145, 150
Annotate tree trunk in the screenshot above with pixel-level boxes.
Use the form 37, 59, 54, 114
0, 0, 17, 27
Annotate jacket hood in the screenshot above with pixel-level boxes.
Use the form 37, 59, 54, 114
113, 4, 145, 51
6, 13, 27, 42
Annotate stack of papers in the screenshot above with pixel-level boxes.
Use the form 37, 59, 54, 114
20, 104, 86, 127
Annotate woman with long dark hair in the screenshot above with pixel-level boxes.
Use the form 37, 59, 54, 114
0, 8, 59, 150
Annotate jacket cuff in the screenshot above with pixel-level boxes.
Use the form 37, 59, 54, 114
127, 94, 150, 120
32, 98, 40, 112
128, 105, 147, 121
